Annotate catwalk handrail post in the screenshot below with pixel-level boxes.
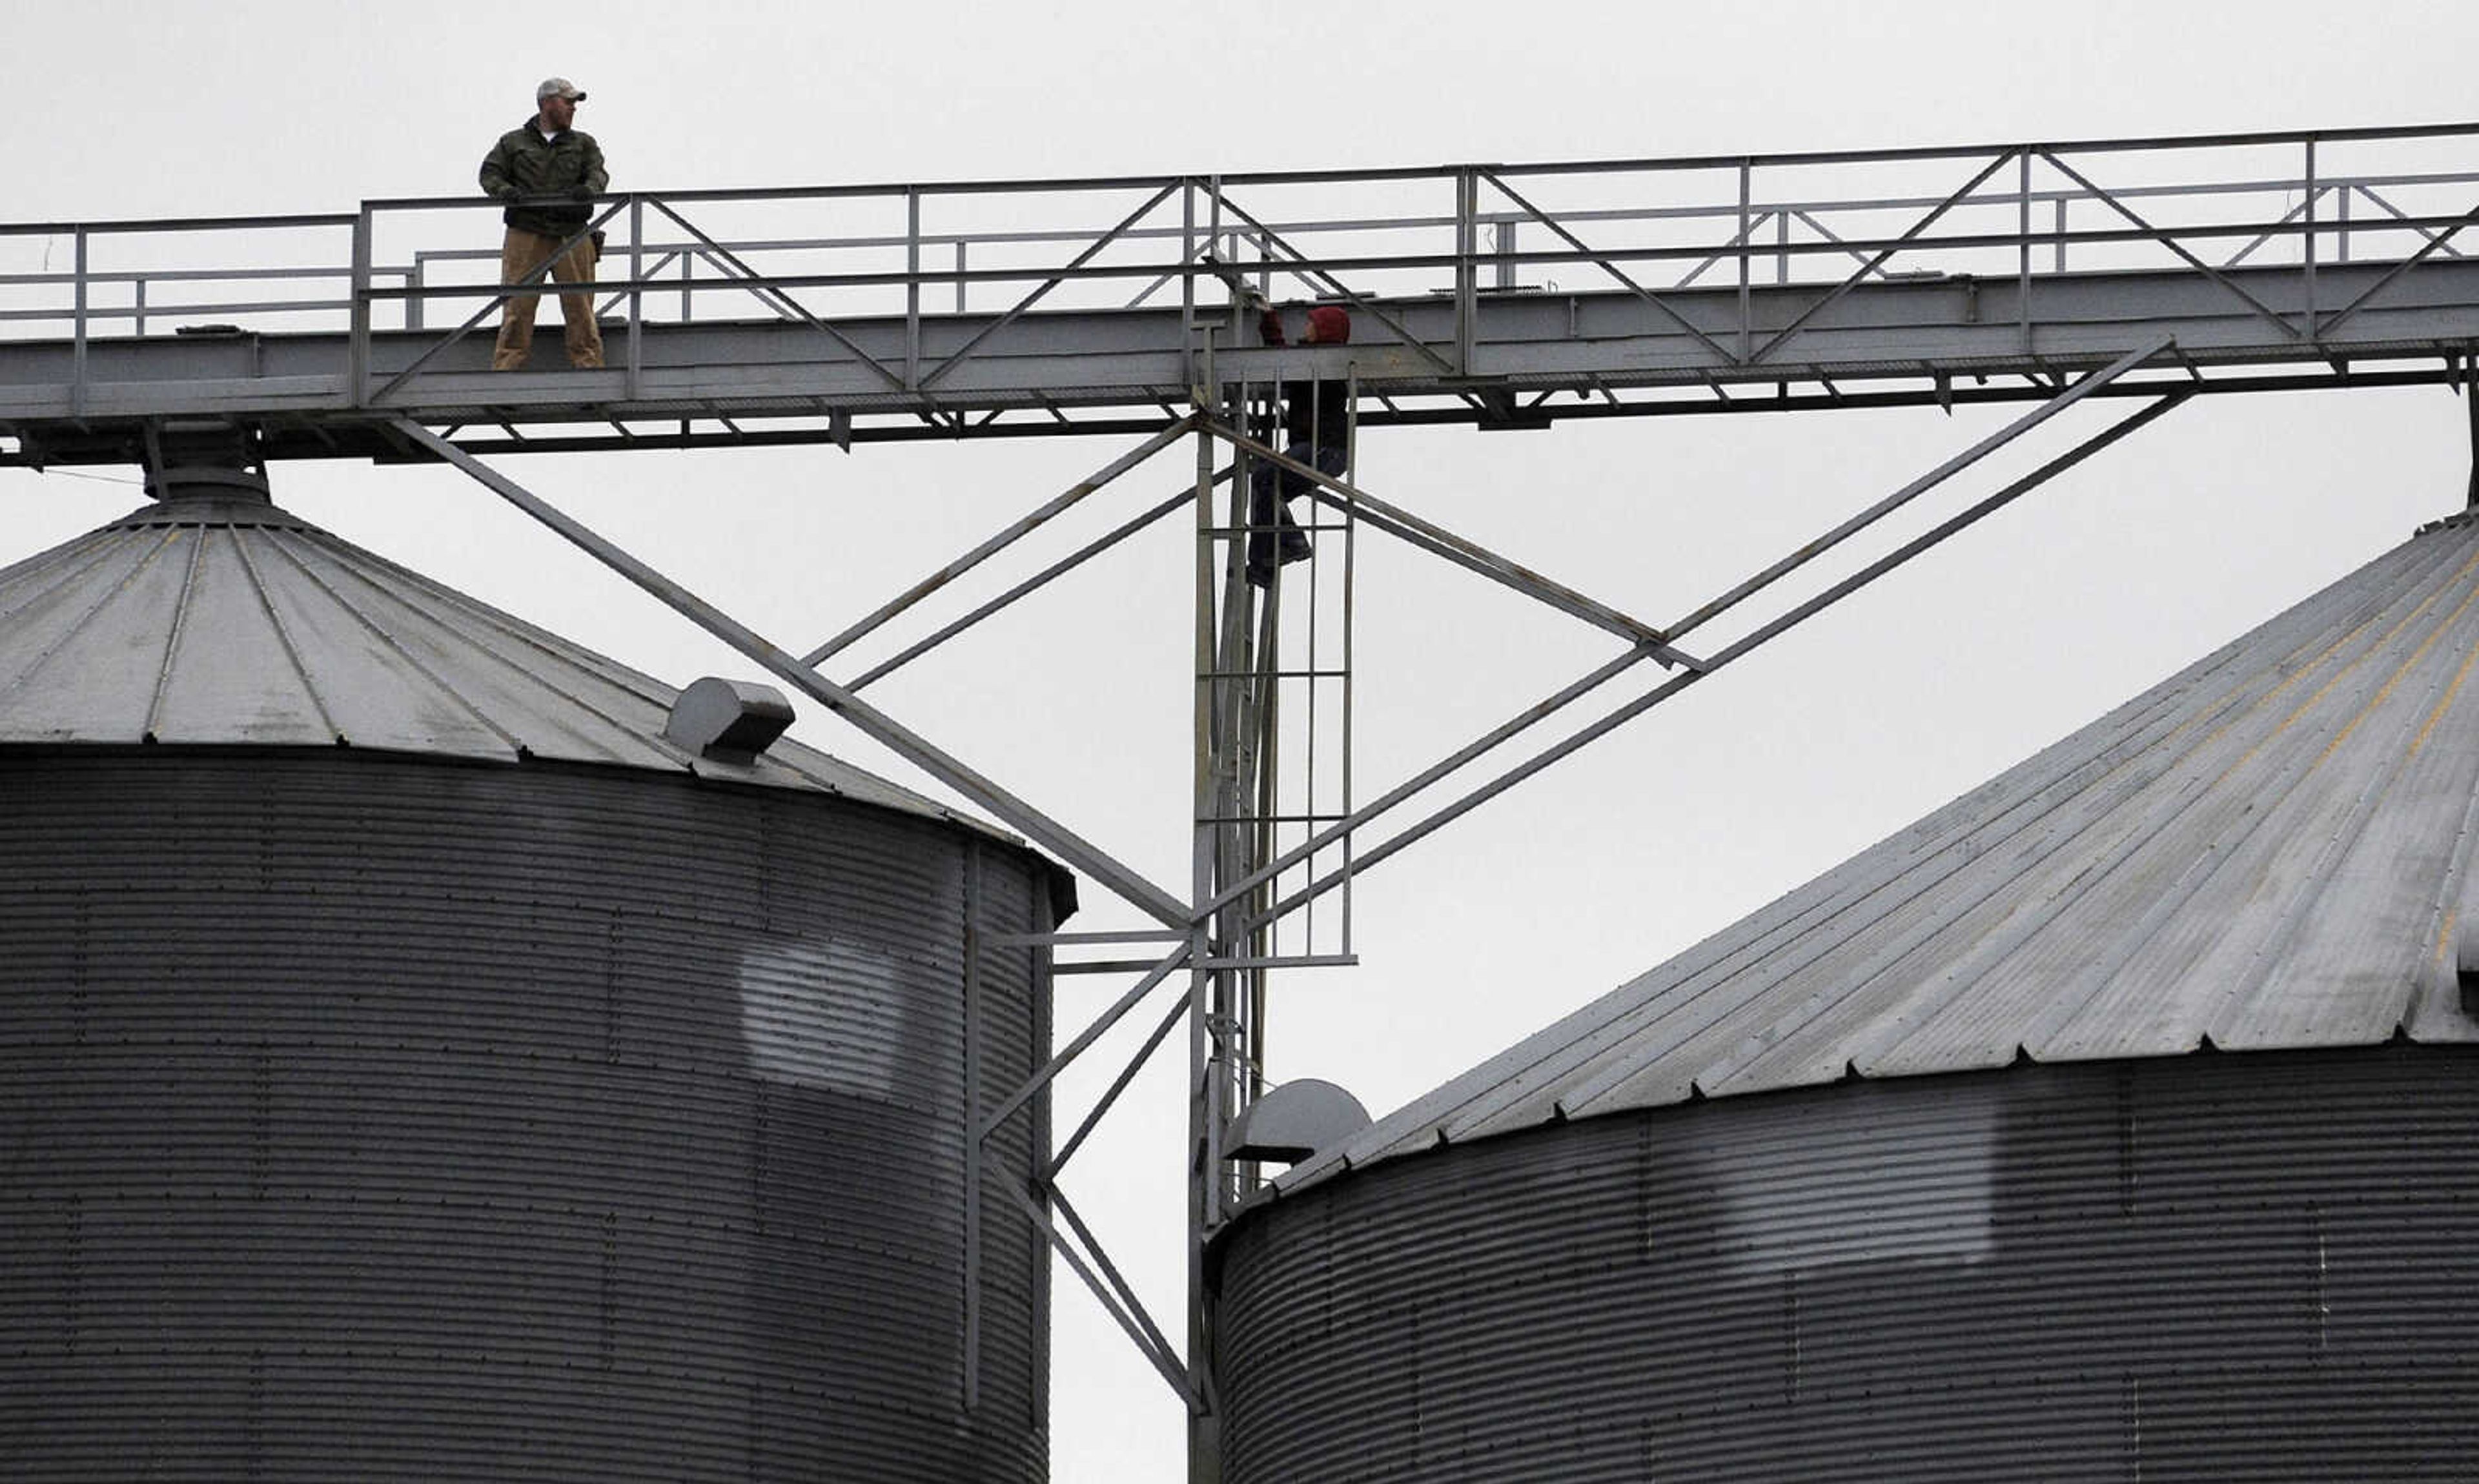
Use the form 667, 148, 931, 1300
1738, 159, 1753, 361
70, 228, 87, 419
2305, 137, 2321, 338
1454, 167, 1479, 374
348, 203, 373, 406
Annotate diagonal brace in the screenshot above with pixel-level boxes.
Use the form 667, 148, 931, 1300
2312, 199, 2479, 341
368, 198, 627, 403
2349, 183, 2472, 260
2038, 150, 2305, 343
1046, 990, 1192, 1181
1249, 388, 2194, 931
391, 416, 1192, 931
1202, 190, 1460, 378
1751, 149, 2017, 363
1481, 170, 1737, 364
1003, 1178, 1201, 1410
1198, 640, 1671, 922
1663, 334, 2173, 644
918, 180, 1181, 391
803, 414, 1195, 667
1205, 421, 1693, 666
848, 481, 1214, 693
647, 198, 911, 392
979, 940, 1192, 1143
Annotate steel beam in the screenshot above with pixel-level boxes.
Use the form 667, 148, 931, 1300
1205, 422, 1693, 663
802, 412, 1194, 667
977, 941, 1194, 1143
8, 258, 2478, 462
391, 417, 1194, 931
1663, 334, 2172, 643
1003, 1179, 1199, 1410
1247, 390, 2195, 930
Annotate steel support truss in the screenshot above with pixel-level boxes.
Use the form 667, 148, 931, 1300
9, 121, 2478, 469
383, 319, 2189, 1479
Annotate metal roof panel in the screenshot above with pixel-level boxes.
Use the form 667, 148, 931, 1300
1267, 509, 2479, 1203
0, 489, 1012, 840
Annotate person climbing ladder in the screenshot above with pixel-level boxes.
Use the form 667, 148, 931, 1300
1247, 303, 1352, 587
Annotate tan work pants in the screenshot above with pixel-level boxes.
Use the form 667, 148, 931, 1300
491, 228, 603, 370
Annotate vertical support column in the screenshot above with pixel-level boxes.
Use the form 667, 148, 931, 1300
2018, 151, 2034, 354
1737, 160, 1753, 362
2466, 351, 2478, 509
349, 204, 373, 407
1340, 370, 1360, 959
1186, 392, 1225, 1484
70, 227, 89, 420
906, 187, 923, 391
1181, 179, 1197, 384
626, 198, 644, 400
1454, 167, 1478, 375
2303, 137, 2320, 340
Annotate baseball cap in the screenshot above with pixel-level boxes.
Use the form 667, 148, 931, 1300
536, 77, 587, 103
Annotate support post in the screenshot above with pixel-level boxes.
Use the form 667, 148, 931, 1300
2019, 150, 2034, 354
2467, 352, 2478, 509
70, 228, 88, 420
626, 197, 644, 400
349, 205, 374, 406
2304, 137, 2320, 340
1454, 168, 1479, 375
1738, 159, 1753, 362
1186, 394, 1224, 1484
906, 187, 923, 390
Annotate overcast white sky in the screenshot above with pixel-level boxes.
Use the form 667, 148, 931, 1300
9, 3, 2479, 1478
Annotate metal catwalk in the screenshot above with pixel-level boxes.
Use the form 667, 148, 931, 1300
5, 122, 2479, 464
8, 121, 2479, 1484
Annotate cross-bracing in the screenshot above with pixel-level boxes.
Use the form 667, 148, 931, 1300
6, 123, 2478, 1480
7, 122, 2479, 463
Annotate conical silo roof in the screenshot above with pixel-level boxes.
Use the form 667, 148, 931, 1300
0, 482, 987, 831
1274, 508, 2479, 1196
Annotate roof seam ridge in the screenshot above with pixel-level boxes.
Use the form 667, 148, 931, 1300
261, 531, 528, 753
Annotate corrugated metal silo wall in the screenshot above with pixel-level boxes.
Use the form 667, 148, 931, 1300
0, 749, 1052, 1483
1216, 1046, 2479, 1481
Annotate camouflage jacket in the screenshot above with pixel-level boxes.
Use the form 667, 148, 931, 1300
478, 120, 608, 238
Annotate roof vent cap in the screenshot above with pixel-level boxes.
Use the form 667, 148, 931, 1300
1227, 1078, 1371, 1166
664, 676, 795, 764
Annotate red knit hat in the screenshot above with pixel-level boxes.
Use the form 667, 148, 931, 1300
1305, 305, 1352, 344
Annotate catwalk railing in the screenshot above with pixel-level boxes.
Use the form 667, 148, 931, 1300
3, 121, 2478, 462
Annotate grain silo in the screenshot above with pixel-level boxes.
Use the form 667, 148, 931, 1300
1214, 508, 2479, 1481
0, 461, 1067, 1482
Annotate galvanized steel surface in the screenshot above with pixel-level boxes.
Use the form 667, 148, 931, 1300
1272, 511, 2479, 1199
0, 749, 1052, 1481
0, 490, 996, 835
1216, 1046, 2479, 1481
10, 123, 2479, 460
